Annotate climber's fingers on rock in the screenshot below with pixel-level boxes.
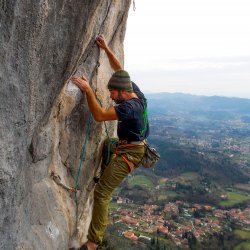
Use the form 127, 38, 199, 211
98, 34, 105, 41
96, 35, 107, 49
71, 76, 86, 83
96, 38, 102, 45
71, 76, 82, 86
71, 76, 79, 83
71, 76, 77, 83
71, 76, 90, 92
81, 75, 88, 81
96, 34, 104, 41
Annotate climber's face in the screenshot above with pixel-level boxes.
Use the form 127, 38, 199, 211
109, 89, 118, 100
109, 89, 125, 104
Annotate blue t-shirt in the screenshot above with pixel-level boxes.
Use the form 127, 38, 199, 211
114, 82, 149, 141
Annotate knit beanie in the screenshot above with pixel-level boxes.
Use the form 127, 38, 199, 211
108, 70, 133, 92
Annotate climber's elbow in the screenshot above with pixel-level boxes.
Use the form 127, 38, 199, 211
94, 115, 104, 122
93, 108, 117, 122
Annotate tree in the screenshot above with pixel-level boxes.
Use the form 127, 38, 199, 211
151, 237, 155, 246
185, 231, 197, 249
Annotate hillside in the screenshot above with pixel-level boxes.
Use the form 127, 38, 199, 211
103, 95, 250, 249
152, 138, 249, 185
146, 93, 250, 185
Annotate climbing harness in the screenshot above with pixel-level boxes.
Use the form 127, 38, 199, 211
115, 143, 144, 172
120, 153, 134, 172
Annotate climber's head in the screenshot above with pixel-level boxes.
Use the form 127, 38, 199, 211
108, 70, 133, 103
109, 89, 125, 104
108, 70, 133, 92
108, 70, 134, 104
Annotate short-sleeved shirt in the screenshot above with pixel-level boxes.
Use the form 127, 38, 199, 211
114, 82, 149, 142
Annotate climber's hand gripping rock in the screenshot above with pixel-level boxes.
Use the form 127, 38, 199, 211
96, 34, 108, 51
71, 76, 91, 93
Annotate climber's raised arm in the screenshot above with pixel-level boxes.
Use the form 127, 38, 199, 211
96, 35, 123, 72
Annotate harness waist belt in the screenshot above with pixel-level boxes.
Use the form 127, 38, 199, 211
118, 140, 144, 145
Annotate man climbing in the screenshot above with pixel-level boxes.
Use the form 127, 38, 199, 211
71, 35, 149, 250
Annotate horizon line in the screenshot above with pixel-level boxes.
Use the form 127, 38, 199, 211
143, 91, 250, 100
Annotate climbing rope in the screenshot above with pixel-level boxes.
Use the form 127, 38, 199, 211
50, 42, 117, 227
74, 55, 101, 213
51, 55, 101, 196
74, 112, 92, 208
104, 132, 117, 165
95, 92, 117, 165
91, 51, 117, 165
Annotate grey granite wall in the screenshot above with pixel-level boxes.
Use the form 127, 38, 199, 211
0, 1, 131, 249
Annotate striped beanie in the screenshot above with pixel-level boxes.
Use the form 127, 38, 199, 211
108, 70, 133, 92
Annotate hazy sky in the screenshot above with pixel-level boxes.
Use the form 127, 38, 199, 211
124, 0, 250, 98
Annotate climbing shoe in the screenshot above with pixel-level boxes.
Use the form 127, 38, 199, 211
79, 246, 88, 250
93, 177, 99, 183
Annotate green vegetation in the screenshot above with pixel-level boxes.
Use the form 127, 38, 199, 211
128, 174, 154, 188
174, 172, 201, 186
234, 241, 250, 250
104, 223, 177, 250
159, 181, 166, 187
158, 190, 178, 202
109, 202, 120, 210
219, 191, 250, 207
179, 172, 200, 181
153, 137, 249, 185
234, 229, 250, 240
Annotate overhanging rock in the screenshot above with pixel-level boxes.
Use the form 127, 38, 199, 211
0, 1, 131, 249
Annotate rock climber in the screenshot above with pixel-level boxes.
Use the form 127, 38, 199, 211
71, 34, 149, 250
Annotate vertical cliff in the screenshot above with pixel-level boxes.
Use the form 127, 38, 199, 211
0, 1, 131, 249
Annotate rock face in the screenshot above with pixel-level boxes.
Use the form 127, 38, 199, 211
0, 1, 131, 249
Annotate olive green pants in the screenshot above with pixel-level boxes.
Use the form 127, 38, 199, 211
87, 138, 144, 244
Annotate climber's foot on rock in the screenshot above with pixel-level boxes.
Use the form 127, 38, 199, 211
93, 177, 99, 183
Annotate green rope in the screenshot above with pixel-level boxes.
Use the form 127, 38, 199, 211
105, 137, 117, 165
73, 59, 103, 209
73, 46, 101, 227
74, 113, 93, 208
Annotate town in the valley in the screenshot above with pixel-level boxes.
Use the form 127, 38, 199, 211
107, 195, 250, 248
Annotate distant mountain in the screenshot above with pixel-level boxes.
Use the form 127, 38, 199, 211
146, 93, 250, 118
